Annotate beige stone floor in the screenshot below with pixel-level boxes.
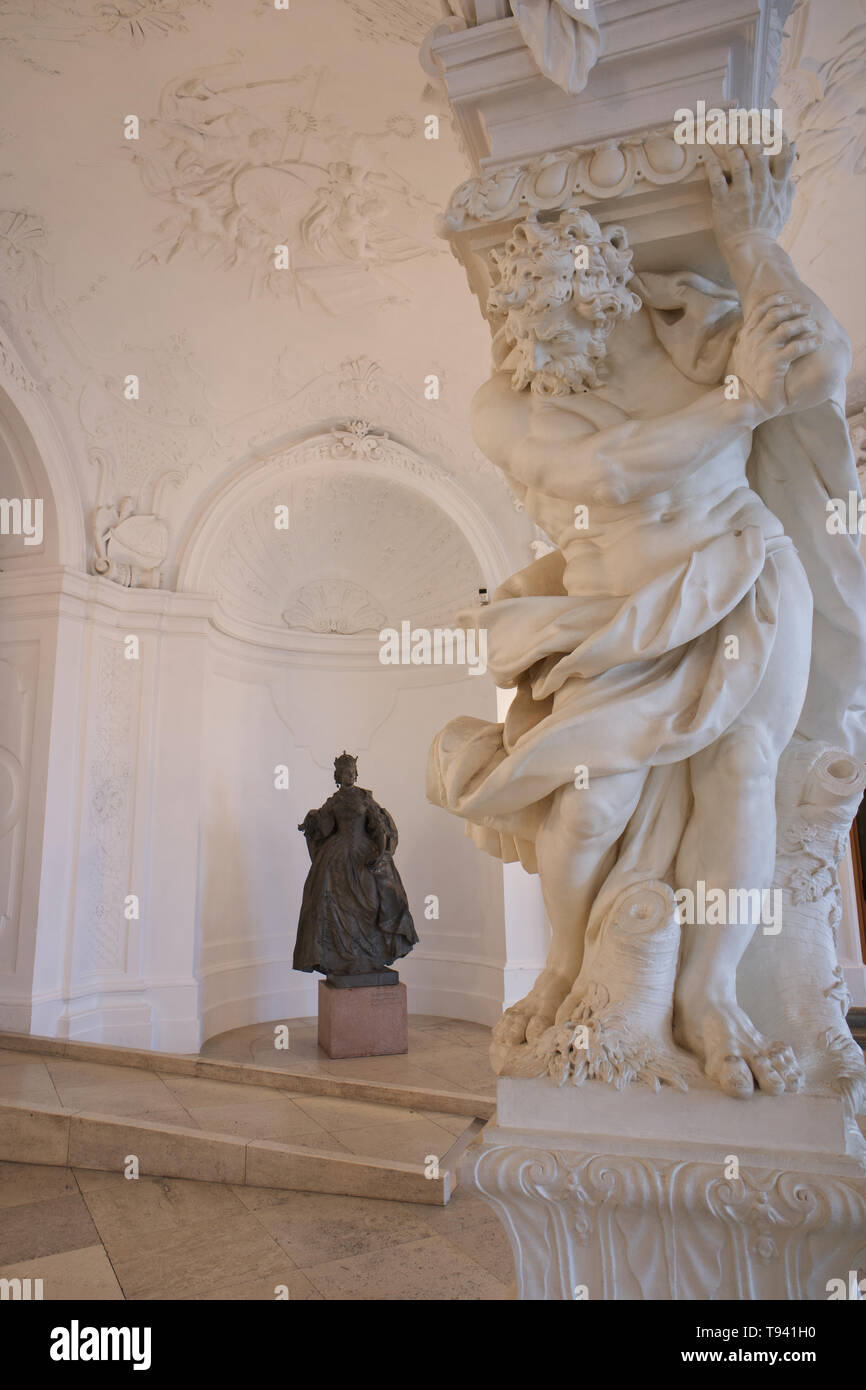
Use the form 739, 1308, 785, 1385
200, 1014, 497, 1098
0, 1161, 513, 1299
0, 1015, 511, 1299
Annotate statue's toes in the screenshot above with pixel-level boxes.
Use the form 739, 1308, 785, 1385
554, 989, 582, 1027
492, 1006, 529, 1047
749, 1052, 787, 1095
713, 1053, 755, 1099
525, 1011, 554, 1044
765, 1042, 803, 1091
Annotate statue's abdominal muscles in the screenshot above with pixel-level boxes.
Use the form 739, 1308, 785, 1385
527, 431, 784, 597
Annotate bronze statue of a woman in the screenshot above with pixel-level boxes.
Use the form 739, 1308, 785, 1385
294, 752, 418, 978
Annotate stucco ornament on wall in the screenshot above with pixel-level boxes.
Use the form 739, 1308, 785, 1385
340, 0, 443, 46
282, 579, 387, 636
775, 6, 866, 249
131, 61, 442, 313
0, 207, 227, 516
0, 0, 211, 70
330, 420, 390, 460
92, 497, 169, 588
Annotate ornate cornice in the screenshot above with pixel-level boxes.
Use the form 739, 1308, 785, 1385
440, 129, 702, 235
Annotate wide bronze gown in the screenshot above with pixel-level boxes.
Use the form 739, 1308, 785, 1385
294, 784, 418, 976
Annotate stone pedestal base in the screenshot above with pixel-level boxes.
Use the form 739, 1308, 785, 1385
460, 1077, 866, 1300
317, 979, 408, 1060
325, 968, 398, 989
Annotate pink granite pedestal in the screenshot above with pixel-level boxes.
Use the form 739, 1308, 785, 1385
317, 979, 408, 1059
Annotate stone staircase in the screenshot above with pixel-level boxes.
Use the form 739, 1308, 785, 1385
0, 1032, 492, 1205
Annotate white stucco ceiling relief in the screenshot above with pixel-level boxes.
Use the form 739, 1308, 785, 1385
0, 0, 531, 610
773, 3, 866, 405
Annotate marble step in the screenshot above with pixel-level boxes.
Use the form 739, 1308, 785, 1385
0, 1095, 486, 1205
0, 1037, 491, 1205
0, 1030, 494, 1119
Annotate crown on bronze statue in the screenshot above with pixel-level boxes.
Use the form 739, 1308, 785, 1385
334, 750, 358, 771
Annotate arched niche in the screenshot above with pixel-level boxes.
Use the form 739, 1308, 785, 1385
175, 432, 511, 646
179, 430, 512, 1040
0, 331, 86, 571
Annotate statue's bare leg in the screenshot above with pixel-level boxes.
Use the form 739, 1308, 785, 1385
493, 768, 646, 1047
674, 553, 813, 1097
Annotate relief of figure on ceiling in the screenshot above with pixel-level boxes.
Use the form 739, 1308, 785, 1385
131, 61, 442, 313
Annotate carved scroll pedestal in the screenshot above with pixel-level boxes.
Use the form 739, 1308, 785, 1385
461, 1078, 866, 1300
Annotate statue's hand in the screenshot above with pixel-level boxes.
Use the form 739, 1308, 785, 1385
706, 142, 794, 254
729, 293, 821, 420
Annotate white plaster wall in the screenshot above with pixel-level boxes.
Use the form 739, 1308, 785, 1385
0, 384, 65, 1035
0, 616, 53, 1034
196, 640, 508, 1043
0, 416, 520, 1050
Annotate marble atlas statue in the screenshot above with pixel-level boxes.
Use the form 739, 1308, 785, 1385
295, 752, 418, 980
427, 141, 866, 1103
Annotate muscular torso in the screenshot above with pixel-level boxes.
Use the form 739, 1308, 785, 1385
476, 309, 784, 597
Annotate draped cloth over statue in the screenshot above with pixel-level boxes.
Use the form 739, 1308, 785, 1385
443, 2, 602, 97
427, 271, 866, 932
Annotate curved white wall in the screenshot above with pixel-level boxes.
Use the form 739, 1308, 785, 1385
0, 420, 526, 1050
196, 640, 508, 1042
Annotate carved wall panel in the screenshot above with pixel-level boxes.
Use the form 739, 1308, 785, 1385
75, 637, 143, 976
0, 647, 38, 974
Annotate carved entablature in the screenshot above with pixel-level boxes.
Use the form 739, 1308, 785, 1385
426, 0, 794, 168
428, 0, 796, 316
441, 132, 702, 235
440, 127, 714, 325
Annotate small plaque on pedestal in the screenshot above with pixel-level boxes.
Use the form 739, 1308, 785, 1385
317, 977, 408, 1059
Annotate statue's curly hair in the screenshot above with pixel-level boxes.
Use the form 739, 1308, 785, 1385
488, 208, 637, 321
487, 208, 641, 393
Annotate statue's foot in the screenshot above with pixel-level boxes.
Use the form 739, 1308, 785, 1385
554, 982, 586, 1027
674, 993, 803, 1099
491, 969, 574, 1049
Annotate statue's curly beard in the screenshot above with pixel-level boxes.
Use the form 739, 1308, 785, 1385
529, 353, 605, 396
511, 341, 608, 396
506, 313, 613, 396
